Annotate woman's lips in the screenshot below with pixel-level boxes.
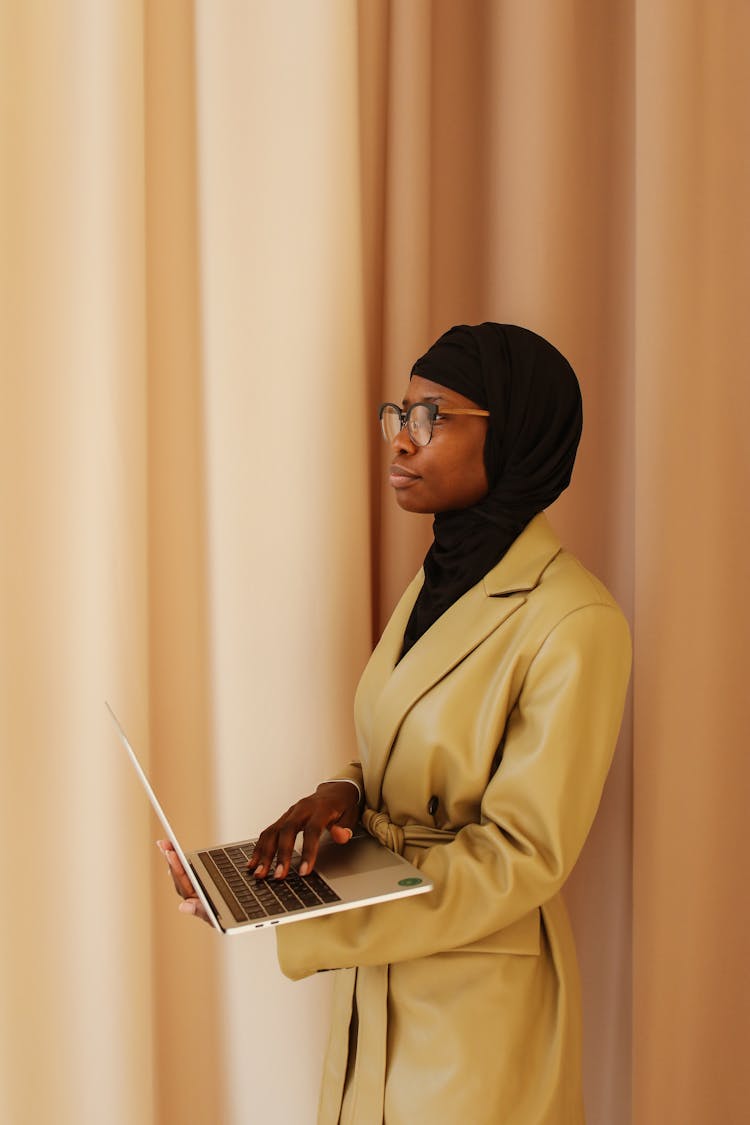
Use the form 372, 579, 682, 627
389, 464, 421, 488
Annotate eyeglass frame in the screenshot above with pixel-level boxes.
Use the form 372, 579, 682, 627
378, 401, 490, 447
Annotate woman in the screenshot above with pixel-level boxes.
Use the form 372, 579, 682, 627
162, 323, 631, 1124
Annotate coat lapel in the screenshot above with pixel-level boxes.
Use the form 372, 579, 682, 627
363, 513, 563, 809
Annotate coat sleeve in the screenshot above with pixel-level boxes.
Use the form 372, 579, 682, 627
276, 602, 631, 980
325, 760, 364, 803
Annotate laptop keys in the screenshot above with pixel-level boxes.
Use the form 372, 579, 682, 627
200, 843, 341, 924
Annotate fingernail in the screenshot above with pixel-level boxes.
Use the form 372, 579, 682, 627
179, 901, 196, 915
299, 861, 309, 876
274, 863, 284, 879
342, 828, 353, 841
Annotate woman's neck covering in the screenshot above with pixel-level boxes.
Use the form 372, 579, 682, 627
400, 322, 583, 658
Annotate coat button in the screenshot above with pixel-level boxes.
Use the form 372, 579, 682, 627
427, 795, 439, 816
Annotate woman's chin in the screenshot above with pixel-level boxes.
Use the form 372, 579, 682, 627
394, 491, 433, 515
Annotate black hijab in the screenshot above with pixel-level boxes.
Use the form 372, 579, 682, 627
400, 322, 583, 657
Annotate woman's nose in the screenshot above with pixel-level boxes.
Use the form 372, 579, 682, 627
391, 424, 416, 454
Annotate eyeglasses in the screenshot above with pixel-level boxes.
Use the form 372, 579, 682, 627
378, 401, 490, 447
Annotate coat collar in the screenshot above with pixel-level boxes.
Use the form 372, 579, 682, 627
482, 511, 562, 596
362, 513, 562, 808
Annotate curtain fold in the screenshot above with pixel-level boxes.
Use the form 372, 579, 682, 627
0, 3, 154, 1123
144, 4, 227, 1121
191, 4, 373, 1120
1, 2, 746, 1122
633, 3, 750, 1121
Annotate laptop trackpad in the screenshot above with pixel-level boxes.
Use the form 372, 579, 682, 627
315, 834, 405, 880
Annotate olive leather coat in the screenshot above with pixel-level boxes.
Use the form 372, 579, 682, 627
276, 514, 631, 1125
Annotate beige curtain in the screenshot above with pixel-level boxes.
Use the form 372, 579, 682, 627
633, 3, 750, 1121
1, 2, 747, 1123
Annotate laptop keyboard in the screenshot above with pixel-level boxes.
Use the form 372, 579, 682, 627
197, 841, 341, 925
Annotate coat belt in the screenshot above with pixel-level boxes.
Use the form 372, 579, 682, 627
361, 807, 457, 853
329, 810, 456, 1124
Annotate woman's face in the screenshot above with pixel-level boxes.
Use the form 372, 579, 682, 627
388, 375, 490, 514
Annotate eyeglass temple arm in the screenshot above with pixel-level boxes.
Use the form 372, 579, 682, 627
438, 408, 490, 417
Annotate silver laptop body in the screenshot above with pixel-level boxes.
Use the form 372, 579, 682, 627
107, 704, 433, 935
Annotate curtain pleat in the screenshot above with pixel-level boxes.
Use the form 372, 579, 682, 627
143, 4, 227, 1122
633, 3, 750, 1122
0, 3, 154, 1123
191, 4, 373, 1120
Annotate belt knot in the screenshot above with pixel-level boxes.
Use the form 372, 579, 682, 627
361, 807, 458, 854
362, 808, 405, 854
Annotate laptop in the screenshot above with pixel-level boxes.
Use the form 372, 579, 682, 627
106, 703, 433, 936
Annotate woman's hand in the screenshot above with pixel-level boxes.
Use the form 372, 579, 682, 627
247, 781, 360, 880
156, 839, 211, 924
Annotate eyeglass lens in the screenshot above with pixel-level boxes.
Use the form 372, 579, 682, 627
380, 403, 434, 446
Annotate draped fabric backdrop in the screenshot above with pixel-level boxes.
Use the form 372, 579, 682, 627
1, 3, 747, 1123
